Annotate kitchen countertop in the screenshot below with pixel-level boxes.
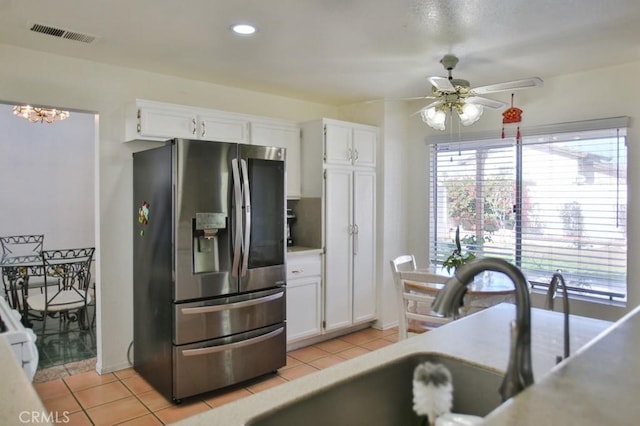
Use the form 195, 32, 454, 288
176, 304, 617, 425
0, 337, 48, 425
484, 304, 640, 425
286, 246, 322, 256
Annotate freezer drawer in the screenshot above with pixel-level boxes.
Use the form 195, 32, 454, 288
174, 287, 285, 344
173, 324, 286, 399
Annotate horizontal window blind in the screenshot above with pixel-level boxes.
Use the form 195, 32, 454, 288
520, 131, 627, 298
430, 141, 516, 272
430, 122, 627, 300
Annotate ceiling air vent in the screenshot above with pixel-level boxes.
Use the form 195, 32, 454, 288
29, 23, 96, 44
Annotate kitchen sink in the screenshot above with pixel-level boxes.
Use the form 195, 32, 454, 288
248, 353, 504, 426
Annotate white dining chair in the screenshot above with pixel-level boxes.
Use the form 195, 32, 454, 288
390, 255, 453, 340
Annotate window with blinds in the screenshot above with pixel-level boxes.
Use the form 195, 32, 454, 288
429, 120, 627, 301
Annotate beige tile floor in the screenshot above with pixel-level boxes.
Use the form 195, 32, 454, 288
33, 327, 399, 425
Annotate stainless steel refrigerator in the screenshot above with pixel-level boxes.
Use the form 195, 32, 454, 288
133, 138, 287, 402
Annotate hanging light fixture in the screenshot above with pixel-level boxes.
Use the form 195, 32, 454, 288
12, 105, 70, 123
458, 103, 483, 125
420, 99, 483, 131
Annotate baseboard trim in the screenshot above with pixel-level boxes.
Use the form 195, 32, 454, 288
286, 321, 374, 351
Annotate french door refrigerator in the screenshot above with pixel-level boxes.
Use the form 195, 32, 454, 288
133, 138, 287, 402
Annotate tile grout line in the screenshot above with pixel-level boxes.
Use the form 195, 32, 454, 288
126, 387, 165, 426
37, 327, 399, 424
60, 374, 94, 424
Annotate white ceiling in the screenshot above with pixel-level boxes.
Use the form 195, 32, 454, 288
2, 0, 640, 105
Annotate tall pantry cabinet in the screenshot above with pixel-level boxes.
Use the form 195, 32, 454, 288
300, 118, 377, 332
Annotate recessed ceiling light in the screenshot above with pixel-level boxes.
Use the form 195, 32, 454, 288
231, 24, 256, 35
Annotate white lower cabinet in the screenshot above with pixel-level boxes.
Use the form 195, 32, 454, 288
286, 252, 322, 343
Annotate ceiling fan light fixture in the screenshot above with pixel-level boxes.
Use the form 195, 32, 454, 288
420, 54, 542, 131
459, 103, 483, 126
421, 106, 446, 131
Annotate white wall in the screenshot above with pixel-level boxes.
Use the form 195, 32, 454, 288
0, 105, 95, 250
0, 43, 338, 373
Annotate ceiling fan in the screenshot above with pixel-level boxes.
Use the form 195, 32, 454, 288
416, 54, 543, 131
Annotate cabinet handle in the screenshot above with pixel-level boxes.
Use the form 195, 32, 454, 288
353, 224, 359, 255
192, 118, 197, 135
353, 149, 359, 163
291, 269, 304, 274
347, 148, 353, 161
202, 121, 206, 138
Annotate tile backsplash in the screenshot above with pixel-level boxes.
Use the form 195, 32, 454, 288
288, 198, 321, 248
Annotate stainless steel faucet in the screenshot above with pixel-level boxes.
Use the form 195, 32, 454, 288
431, 257, 534, 402
546, 271, 570, 363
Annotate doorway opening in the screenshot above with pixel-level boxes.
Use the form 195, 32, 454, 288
0, 101, 99, 381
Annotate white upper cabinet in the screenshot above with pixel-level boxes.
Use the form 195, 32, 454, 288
198, 112, 249, 143
351, 127, 377, 168
134, 102, 196, 140
123, 99, 250, 143
324, 121, 353, 166
251, 119, 301, 199
122, 99, 302, 199
324, 119, 376, 168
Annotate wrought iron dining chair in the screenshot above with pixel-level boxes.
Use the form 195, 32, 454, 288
0, 234, 44, 256
26, 247, 95, 335
0, 234, 46, 309
389, 255, 452, 340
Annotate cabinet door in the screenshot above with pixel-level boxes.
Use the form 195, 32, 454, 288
139, 106, 197, 139
251, 122, 301, 199
286, 276, 322, 342
198, 113, 249, 143
324, 122, 354, 166
324, 168, 353, 331
352, 169, 377, 323
352, 127, 377, 168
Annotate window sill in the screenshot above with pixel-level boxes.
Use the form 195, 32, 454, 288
530, 288, 627, 322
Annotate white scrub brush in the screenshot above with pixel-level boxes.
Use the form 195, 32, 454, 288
412, 361, 453, 426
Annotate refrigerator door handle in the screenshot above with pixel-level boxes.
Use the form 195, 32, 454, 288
231, 158, 243, 277
240, 158, 251, 277
181, 327, 283, 357
180, 291, 284, 315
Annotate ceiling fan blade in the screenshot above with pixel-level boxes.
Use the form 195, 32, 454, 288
428, 76, 455, 92
393, 95, 439, 102
362, 95, 437, 104
466, 96, 508, 110
410, 100, 443, 116
471, 77, 543, 95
